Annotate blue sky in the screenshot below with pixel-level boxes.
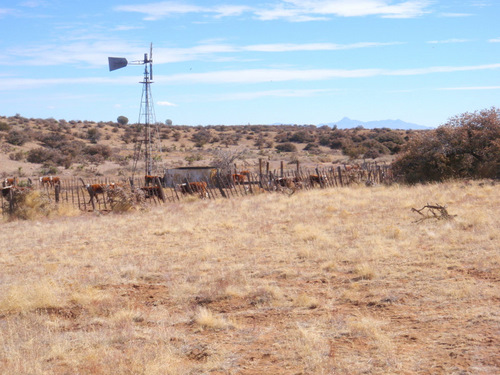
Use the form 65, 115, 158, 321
0, 0, 499, 127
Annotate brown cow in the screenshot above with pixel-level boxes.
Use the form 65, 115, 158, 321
40, 176, 60, 187
79, 178, 120, 203
232, 170, 251, 184
177, 181, 208, 198
139, 185, 163, 199
309, 174, 327, 186
232, 173, 246, 184
275, 177, 294, 188
2, 177, 18, 187
145, 175, 161, 186
344, 164, 361, 171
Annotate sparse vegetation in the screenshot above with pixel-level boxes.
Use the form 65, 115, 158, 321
0, 114, 423, 179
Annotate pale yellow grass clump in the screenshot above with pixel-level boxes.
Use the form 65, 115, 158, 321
0, 279, 64, 314
194, 307, 232, 330
0, 180, 498, 374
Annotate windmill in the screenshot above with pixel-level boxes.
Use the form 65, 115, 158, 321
108, 43, 163, 179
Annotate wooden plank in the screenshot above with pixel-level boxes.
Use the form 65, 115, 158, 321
337, 166, 344, 187
154, 177, 166, 202
216, 175, 228, 198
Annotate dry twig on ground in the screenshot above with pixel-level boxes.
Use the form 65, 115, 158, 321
411, 204, 457, 223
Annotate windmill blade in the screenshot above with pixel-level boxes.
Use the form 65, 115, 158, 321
150, 63, 153, 80
108, 57, 128, 71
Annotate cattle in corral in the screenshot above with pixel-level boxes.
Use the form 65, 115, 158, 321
177, 181, 208, 198
145, 175, 161, 186
232, 173, 247, 184
276, 176, 301, 188
308, 174, 327, 186
139, 186, 163, 199
1, 185, 33, 199
2, 177, 18, 187
1, 186, 12, 199
231, 170, 251, 184
344, 164, 361, 171
79, 178, 121, 204
40, 176, 60, 187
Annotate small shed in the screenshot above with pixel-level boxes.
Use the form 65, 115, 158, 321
163, 167, 218, 187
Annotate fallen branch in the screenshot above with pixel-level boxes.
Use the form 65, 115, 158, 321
411, 204, 457, 223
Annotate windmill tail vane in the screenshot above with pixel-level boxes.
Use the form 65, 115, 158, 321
108, 43, 163, 178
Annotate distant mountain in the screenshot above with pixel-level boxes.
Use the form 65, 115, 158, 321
319, 117, 432, 130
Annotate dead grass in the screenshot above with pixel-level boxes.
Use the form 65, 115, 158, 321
0, 180, 499, 374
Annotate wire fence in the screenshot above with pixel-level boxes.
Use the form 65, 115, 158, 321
1, 163, 392, 216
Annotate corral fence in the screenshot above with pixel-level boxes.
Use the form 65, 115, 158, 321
1, 161, 392, 215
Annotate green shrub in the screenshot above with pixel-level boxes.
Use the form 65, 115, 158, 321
392, 107, 500, 183
27, 148, 65, 165
0, 121, 10, 131
275, 142, 297, 152
6, 130, 30, 146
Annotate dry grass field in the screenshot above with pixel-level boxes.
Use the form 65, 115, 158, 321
0, 181, 499, 374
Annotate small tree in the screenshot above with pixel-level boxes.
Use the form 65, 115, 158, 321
117, 116, 129, 126
6, 130, 30, 146
86, 128, 102, 144
275, 142, 297, 153
392, 107, 500, 183
211, 149, 246, 174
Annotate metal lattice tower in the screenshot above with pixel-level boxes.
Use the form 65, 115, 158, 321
109, 43, 163, 178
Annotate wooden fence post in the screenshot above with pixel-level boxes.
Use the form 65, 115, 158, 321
337, 166, 344, 187
9, 188, 14, 215
55, 184, 60, 203
216, 174, 227, 198
154, 177, 166, 202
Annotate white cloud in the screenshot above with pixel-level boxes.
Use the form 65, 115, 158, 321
2, 64, 499, 90
1, 39, 145, 67
489, 37, 500, 43
384, 63, 500, 76
158, 63, 500, 84
243, 41, 402, 52
2, 38, 401, 68
212, 5, 252, 18
114, 25, 144, 31
255, 0, 431, 21
438, 86, 500, 91
0, 76, 130, 91
440, 13, 472, 17
20, 1, 48, 7
157, 101, 178, 106
114, 2, 205, 21
153, 41, 402, 64
427, 39, 471, 44
0, 8, 13, 16
212, 89, 333, 101
115, 0, 432, 21
114, 2, 250, 21
471, 1, 492, 8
